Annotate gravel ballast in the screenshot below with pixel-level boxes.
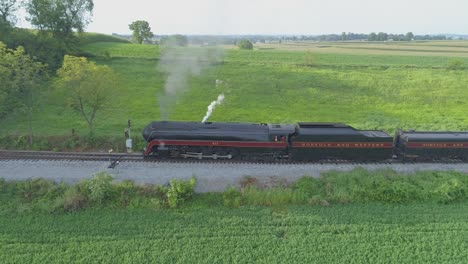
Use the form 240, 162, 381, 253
1, 160, 468, 192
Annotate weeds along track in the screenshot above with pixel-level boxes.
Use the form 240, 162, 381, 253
0, 150, 465, 165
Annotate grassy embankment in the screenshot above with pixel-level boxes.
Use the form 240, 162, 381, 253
1, 38, 468, 150
1, 168, 468, 263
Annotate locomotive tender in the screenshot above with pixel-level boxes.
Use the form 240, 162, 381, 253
142, 121, 468, 162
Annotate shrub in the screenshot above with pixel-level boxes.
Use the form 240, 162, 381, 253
432, 178, 466, 203
167, 177, 196, 208
293, 177, 324, 197
223, 187, 242, 208
17, 178, 56, 202
115, 180, 138, 207
82, 172, 115, 205
237, 39, 253, 50
62, 188, 89, 212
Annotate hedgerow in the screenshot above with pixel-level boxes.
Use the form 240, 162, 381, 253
0, 173, 196, 213
1, 169, 468, 214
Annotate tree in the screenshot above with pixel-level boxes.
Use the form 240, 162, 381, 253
0, 42, 47, 145
128, 20, 153, 44
25, 0, 94, 47
368, 32, 377, 41
237, 39, 253, 50
341, 32, 347, 41
0, 0, 17, 26
56, 55, 118, 135
405, 32, 414, 41
377, 32, 388, 41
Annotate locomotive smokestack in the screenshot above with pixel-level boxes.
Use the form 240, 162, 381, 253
202, 94, 225, 123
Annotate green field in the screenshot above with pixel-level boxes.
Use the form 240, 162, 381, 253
2, 169, 468, 263
1, 39, 468, 144
1, 203, 468, 263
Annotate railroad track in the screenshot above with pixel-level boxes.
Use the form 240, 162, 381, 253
0, 150, 465, 165
0, 150, 143, 162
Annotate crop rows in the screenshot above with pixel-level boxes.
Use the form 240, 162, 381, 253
1, 203, 468, 263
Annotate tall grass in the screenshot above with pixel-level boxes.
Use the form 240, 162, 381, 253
223, 169, 468, 207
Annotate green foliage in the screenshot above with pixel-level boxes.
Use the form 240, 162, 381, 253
16, 178, 57, 202
167, 176, 196, 208
0, 0, 18, 26
292, 176, 324, 197
25, 0, 93, 39
56, 55, 119, 135
222, 186, 242, 208
447, 59, 465, 70
0, 42, 46, 118
81, 172, 115, 205
237, 39, 253, 50
62, 187, 89, 211
128, 20, 153, 44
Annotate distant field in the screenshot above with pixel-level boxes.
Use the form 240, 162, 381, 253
2, 203, 468, 263
1, 40, 467, 140
257, 40, 468, 58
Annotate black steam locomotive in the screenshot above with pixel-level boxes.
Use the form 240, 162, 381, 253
142, 121, 468, 162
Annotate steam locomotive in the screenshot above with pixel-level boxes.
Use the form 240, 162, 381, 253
142, 121, 468, 162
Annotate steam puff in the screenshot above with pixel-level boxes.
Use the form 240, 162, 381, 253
202, 94, 225, 123
158, 41, 223, 120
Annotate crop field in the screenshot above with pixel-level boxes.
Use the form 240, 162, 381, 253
1, 203, 468, 263
1, 39, 467, 141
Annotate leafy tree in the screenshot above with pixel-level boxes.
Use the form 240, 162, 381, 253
377, 32, 388, 41
25, 0, 94, 48
341, 32, 347, 41
237, 39, 253, 50
368, 32, 377, 41
128, 20, 153, 44
0, 0, 17, 26
56, 55, 118, 135
405, 32, 414, 41
0, 42, 47, 145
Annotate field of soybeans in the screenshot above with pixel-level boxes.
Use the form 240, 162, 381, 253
1, 37, 468, 140
2, 203, 468, 263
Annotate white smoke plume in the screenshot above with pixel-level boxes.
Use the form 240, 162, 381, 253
202, 94, 225, 123
157, 39, 223, 120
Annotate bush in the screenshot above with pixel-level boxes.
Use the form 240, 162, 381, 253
167, 177, 196, 208
237, 40, 253, 50
62, 187, 89, 212
82, 172, 115, 205
17, 178, 56, 202
115, 180, 138, 207
223, 187, 242, 208
293, 177, 324, 197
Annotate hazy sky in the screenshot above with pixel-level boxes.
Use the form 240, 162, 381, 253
21, 0, 468, 35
